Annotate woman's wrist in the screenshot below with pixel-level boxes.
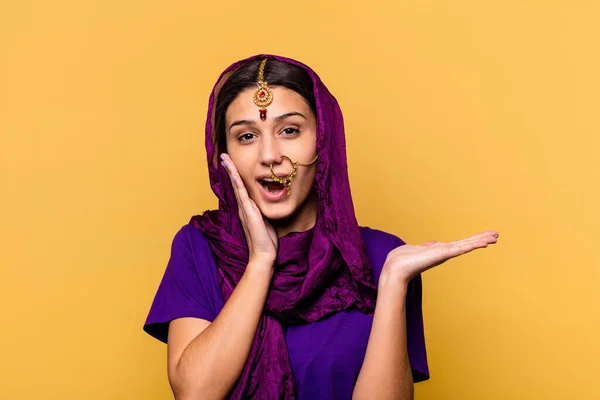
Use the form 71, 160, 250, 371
378, 267, 410, 298
246, 257, 275, 278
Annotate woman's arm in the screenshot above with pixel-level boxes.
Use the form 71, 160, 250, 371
167, 260, 273, 400
166, 154, 279, 400
353, 278, 413, 400
353, 231, 499, 399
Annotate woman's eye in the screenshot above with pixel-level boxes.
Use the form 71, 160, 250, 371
237, 133, 256, 142
281, 127, 300, 136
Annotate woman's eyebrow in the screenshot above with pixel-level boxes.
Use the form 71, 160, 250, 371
229, 119, 255, 131
275, 112, 307, 123
228, 112, 307, 132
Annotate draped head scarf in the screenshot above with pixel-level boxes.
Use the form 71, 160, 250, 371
190, 54, 377, 399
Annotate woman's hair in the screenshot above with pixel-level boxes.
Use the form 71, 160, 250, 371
213, 58, 317, 154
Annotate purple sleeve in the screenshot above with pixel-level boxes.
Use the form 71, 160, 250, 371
394, 237, 430, 383
143, 225, 222, 343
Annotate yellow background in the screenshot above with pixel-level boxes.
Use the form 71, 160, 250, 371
1, 0, 598, 399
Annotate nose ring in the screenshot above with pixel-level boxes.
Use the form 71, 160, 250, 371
269, 154, 318, 196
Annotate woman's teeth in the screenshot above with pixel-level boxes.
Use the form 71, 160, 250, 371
260, 179, 285, 193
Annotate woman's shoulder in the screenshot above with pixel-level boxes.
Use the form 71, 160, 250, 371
358, 226, 406, 282
167, 222, 216, 265
360, 226, 405, 282
171, 222, 210, 246
359, 226, 406, 252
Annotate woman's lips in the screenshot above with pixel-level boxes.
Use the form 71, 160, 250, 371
257, 180, 288, 202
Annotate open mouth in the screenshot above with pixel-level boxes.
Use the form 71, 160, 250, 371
258, 178, 286, 193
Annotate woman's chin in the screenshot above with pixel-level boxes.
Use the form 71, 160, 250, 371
260, 205, 295, 222
252, 189, 316, 227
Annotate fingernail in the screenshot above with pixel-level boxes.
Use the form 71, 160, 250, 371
494, 234, 499, 238
221, 161, 227, 168
232, 175, 237, 181
219, 153, 225, 160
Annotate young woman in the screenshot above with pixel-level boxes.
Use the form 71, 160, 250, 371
143, 54, 499, 400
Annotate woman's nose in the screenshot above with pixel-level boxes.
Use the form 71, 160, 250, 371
258, 136, 281, 166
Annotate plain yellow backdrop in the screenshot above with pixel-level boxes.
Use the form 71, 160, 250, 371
1, 0, 599, 399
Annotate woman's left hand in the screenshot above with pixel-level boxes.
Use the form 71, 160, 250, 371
381, 230, 499, 287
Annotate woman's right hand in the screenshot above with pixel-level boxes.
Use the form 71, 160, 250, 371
220, 153, 278, 266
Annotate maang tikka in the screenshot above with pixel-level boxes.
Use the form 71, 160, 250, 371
254, 58, 319, 195
253, 58, 273, 121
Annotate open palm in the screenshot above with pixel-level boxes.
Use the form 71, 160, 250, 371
383, 230, 499, 284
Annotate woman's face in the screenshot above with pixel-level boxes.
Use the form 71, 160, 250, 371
224, 86, 318, 222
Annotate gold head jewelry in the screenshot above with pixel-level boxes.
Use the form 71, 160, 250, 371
269, 155, 319, 196
253, 58, 273, 121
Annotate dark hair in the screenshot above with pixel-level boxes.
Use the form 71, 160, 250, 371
213, 58, 317, 154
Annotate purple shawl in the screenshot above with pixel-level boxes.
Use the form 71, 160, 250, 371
190, 54, 377, 399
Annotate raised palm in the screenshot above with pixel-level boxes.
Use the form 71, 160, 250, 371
383, 231, 499, 284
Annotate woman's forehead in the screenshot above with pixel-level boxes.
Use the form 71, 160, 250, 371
226, 87, 314, 123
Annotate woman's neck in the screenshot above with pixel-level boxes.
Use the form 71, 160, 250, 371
270, 191, 318, 238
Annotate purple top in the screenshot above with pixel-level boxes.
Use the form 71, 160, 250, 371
144, 224, 430, 399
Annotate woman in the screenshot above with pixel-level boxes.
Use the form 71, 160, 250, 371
143, 54, 499, 400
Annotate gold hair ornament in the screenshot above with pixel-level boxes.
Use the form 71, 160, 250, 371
253, 59, 273, 121
269, 155, 319, 196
